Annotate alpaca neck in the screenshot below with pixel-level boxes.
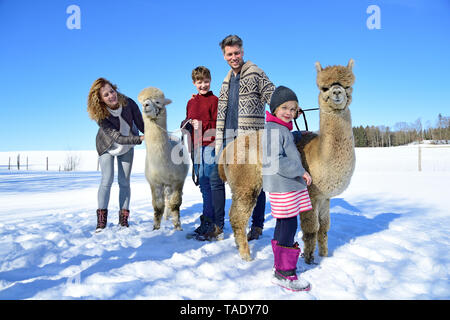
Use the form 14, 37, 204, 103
317, 108, 354, 160
144, 117, 170, 154
152, 116, 167, 131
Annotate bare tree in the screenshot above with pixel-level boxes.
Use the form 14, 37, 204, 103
63, 152, 81, 171
414, 118, 423, 143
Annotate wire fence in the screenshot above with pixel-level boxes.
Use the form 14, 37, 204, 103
1, 145, 449, 173
0, 150, 148, 173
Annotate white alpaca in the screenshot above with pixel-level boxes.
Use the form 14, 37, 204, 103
137, 87, 189, 230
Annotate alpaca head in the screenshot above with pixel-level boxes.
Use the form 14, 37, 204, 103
137, 87, 172, 120
315, 59, 355, 113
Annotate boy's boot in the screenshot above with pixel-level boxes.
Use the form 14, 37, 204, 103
119, 209, 130, 227
195, 215, 206, 234
194, 216, 214, 241
186, 215, 205, 239
204, 224, 224, 241
96, 209, 108, 231
272, 242, 311, 292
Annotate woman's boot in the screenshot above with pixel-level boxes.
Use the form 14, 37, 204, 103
119, 209, 130, 227
272, 242, 311, 291
96, 209, 108, 231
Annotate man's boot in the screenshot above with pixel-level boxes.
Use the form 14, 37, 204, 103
247, 226, 263, 241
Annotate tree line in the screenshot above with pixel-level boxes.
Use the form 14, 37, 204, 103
353, 114, 450, 147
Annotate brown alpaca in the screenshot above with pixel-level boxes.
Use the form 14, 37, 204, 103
218, 59, 356, 263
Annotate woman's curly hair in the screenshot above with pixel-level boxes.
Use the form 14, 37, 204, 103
87, 77, 128, 122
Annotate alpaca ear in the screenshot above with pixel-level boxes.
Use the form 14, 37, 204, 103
315, 61, 322, 73
164, 98, 172, 106
347, 59, 354, 70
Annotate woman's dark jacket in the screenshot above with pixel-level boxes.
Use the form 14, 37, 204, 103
96, 98, 145, 156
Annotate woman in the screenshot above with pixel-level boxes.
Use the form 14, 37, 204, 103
87, 78, 144, 231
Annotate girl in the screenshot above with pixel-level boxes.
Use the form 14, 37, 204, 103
262, 86, 312, 291
87, 78, 145, 231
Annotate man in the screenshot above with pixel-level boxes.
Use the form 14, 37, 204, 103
207, 34, 275, 241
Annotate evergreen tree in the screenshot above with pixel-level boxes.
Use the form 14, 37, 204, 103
352, 114, 449, 147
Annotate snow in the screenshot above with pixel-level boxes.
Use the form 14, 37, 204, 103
0, 144, 449, 300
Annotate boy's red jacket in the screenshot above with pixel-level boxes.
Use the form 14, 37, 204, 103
181, 91, 218, 148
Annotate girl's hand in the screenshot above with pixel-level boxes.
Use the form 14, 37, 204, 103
303, 171, 312, 186
140, 135, 145, 141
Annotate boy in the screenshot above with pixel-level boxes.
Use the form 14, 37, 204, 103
181, 66, 219, 241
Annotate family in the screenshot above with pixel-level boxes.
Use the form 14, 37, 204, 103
86, 35, 312, 291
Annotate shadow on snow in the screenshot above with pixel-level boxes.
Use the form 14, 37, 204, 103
0, 195, 414, 299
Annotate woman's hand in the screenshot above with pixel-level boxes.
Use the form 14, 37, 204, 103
140, 135, 145, 141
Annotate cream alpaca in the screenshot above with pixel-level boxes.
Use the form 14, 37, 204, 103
218, 59, 356, 262
137, 87, 189, 230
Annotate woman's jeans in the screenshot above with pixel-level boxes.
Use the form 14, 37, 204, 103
98, 147, 134, 210
193, 146, 215, 221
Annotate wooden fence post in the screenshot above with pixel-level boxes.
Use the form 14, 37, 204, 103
418, 145, 422, 172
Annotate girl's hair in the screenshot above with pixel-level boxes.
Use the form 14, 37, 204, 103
192, 66, 211, 82
87, 77, 128, 122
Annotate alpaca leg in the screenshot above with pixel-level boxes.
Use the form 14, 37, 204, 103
151, 184, 164, 230
166, 185, 183, 231
299, 198, 319, 264
229, 189, 258, 261
318, 198, 330, 257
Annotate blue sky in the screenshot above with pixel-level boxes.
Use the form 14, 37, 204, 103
0, 0, 449, 151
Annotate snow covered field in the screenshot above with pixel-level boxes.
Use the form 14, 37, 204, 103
0, 145, 449, 300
